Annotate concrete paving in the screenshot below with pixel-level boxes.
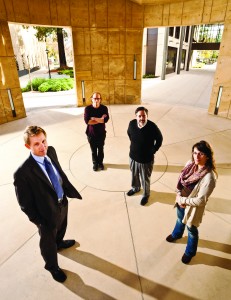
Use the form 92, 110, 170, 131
0, 66, 230, 300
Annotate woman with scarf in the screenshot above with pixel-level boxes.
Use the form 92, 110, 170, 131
166, 140, 217, 264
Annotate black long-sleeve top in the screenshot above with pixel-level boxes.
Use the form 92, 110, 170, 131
127, 119, 163, 163
84, 104, 109, 137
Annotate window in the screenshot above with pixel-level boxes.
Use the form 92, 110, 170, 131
175, 27, 180, 38
169, 27, 174, 37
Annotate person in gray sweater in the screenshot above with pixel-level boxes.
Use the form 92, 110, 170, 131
166, 140, 217, 264
127, 106, 163, 206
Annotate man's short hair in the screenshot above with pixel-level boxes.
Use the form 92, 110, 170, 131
135, 106, 148, 115
91, 92, 102, 99
24, 126, 46, 144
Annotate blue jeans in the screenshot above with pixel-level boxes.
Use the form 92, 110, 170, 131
171, 204, 198, 257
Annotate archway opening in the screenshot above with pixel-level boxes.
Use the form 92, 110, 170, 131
141, 23, 224, 109
8, 23, 77, 111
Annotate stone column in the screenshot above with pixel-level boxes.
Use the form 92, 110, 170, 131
0, 20, 26, 124
72, 26, 143, 107
208, 20, 231, 119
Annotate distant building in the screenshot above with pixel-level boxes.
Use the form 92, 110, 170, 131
142, 26, 191, 77
142, 24, 223, 78
9, 24, 74, 74
9, 24, 48, 76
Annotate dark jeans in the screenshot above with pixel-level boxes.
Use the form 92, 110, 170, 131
87, 135, 106, 165
172, 204, 198, 257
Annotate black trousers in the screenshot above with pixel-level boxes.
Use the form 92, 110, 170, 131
87, 135, 106, 165
37, 201, 68, 271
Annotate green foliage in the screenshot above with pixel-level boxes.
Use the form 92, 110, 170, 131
50, 81, 62, 92
192, 62, 205, 68
58, 69, 74, 78
31, 78, 47, 90
21, 78, 47, 92
61, 82, 72, 90
32, 26, 68, 68
142, 74, 156, 78
34, 27, 57, 42
60, 78, 74, 90
197, 24, 224, 43
21, 86, 30, 92
38, 82, 51, 92
38, 79, 74, 92
21, 78, 74, 93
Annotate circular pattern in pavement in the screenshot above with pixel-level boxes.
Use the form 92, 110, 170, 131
70, 136, 167, 192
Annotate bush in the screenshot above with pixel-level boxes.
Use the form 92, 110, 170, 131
142, 74, 157, 78
58, 69, 74, 78
38, 82, 52, 92
22, 78, 74, 93
192, 63, 205, 69
21, 86, 31, 92
31, 78, 47, 91
50, 81, 62, 92
36, 78, 74, 92
60, 82, 71, 91
60, 78, 74, 90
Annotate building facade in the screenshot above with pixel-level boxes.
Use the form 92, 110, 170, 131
143, 26, 191, 77
0, 0, 231, 124
143, 23, 223, 79
8, 24, 48, 77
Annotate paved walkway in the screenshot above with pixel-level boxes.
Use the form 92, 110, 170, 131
20, 65, 215, 111
20, 68, 76, 111
0, 66, 230, 300
19, 67, 71, 87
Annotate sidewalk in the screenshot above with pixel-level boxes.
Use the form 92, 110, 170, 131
20, 65, 216, 110
19, 67, 71, 88
0, 66, 230, 300
20, 68, 77, 110
141, 64, 216, 109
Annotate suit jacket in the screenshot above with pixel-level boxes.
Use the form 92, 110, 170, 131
14, 146, 82, 228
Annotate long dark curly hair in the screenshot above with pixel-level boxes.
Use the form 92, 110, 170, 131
191, 140, 218, 177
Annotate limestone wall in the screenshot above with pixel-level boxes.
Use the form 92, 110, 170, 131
0, 0, 231, 123
208, 18, 231, 118
70, 0, 144, 105
0, 21, 26, 124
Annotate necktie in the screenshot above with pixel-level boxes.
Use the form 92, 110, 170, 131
44, 157, 63, 199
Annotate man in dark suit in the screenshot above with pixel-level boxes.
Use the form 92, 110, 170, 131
14, 126, 82, 283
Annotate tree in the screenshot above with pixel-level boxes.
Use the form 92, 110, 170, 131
56, 28, 67, 68
34, 26, 67, 69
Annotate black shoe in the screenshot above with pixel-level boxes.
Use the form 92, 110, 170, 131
166, 234, 178, 243
140, 196, 148, 206
98, 163, 104, 170
57, 239, 75, 250
93, 164, 98, 171
50, 267, 67, 283
181, 253, 192, 264
127, 189, 140, 196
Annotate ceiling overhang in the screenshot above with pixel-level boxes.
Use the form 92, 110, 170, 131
130, 0, 192, 5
